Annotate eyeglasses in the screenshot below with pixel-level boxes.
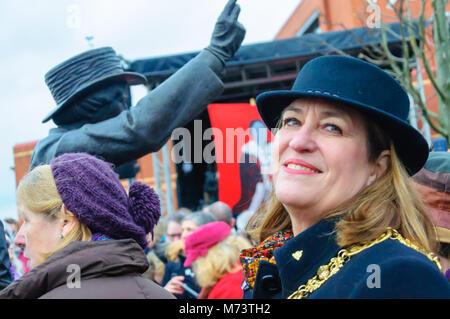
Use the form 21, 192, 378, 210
166, 233, 182, 240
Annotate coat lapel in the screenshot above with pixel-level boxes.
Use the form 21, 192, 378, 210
274, 219, 341, 298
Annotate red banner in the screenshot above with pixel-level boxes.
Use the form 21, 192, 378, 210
207, 103, 273, 216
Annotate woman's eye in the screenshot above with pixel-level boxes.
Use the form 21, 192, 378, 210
283, 118, 301, 127
323, 123, 342, 135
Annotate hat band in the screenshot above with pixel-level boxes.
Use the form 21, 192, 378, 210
46, 52, 125, 105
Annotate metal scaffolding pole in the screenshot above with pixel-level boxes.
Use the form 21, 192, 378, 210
162, 143, 175, 216
408, 93, 418, 130
151, 152, 164, 209
415, 58, 432, 146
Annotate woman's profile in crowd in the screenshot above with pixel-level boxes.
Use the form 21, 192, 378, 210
0, 152, 174, 299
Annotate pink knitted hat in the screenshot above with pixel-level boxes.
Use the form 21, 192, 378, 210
184, 221, 231, 267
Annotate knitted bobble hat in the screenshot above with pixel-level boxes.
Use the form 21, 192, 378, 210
184, 221, 231, 267
50, 152, 161, 249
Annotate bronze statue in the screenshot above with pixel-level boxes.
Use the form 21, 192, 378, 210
30, 0, 245, 170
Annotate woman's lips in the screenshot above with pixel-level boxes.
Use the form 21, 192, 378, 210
282, 159, 321, 175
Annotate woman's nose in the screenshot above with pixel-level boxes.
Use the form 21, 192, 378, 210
14, 230, 25, 249
288, 125, 317, 153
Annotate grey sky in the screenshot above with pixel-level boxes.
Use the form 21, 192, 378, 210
0, 0, 301, 220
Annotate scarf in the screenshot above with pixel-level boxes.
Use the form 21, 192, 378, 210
91, 233, 114, 241
239, 229, 293, 289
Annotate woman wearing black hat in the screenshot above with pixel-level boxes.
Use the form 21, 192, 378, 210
240, 55, 450, 299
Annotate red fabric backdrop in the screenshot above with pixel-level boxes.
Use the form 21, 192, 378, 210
207, 103, 273, 214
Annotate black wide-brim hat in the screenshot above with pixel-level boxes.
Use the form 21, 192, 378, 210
42, 47, 147, 123
256, 55, 429, 175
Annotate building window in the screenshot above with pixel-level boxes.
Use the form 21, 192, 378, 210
296, 10, 321, 36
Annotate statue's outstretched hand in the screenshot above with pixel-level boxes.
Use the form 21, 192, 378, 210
206, 0, 246, 66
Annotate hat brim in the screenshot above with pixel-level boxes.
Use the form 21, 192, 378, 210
42, 72, 147, 123
256, 90, 429, 175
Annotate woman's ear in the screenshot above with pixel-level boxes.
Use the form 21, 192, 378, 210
59, 205, 78, 237
367, 150, 391, 186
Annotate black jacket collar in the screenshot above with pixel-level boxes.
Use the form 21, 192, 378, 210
274, 218, 340, 298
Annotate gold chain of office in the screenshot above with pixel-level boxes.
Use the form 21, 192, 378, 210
287, 227, 441, 299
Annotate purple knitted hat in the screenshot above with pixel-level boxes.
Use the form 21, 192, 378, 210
50, 152, 161, 249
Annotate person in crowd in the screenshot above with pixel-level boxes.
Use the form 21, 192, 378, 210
0, 222, 12, 290
30, 0, 245, 174
143, 217, 168, 281
0, 152, 174, 299
146, 217, 167, 250
150, 212, 185, 265
5, 222, 29, 277
3, 230, 23, 281
176, 207, 193, 217
162, 211, 216, 298
180, 212, 217, 241
4, 219, 18, 236
184, 221, 251, 298
240, 55, 450, 298
203, 201, 236, 229
412, 151, 450, 280
16, 247, 28, 276
164, 212, 185, 243
2, 220, 28, 277
144, 251, 166, 285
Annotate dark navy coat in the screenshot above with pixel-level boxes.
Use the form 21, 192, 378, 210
247, 219, 450, 299
0, 222, 12, 290
162, 254, 201, 299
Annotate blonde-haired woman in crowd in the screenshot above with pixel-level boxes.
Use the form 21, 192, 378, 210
239, 55, 450, 299
184, 221, 251, 298
0, 152, 174, 299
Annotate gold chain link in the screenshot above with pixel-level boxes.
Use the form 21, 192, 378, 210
288, 228, 441, 299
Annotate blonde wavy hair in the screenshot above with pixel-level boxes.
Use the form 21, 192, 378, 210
192, 235, 251, 288
247, 116, 438, 253
143, 251, 166, 284
16, 165, 92, 265
166, 239, 185, 262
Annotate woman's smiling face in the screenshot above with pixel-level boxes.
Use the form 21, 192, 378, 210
272, 98, 377, 220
